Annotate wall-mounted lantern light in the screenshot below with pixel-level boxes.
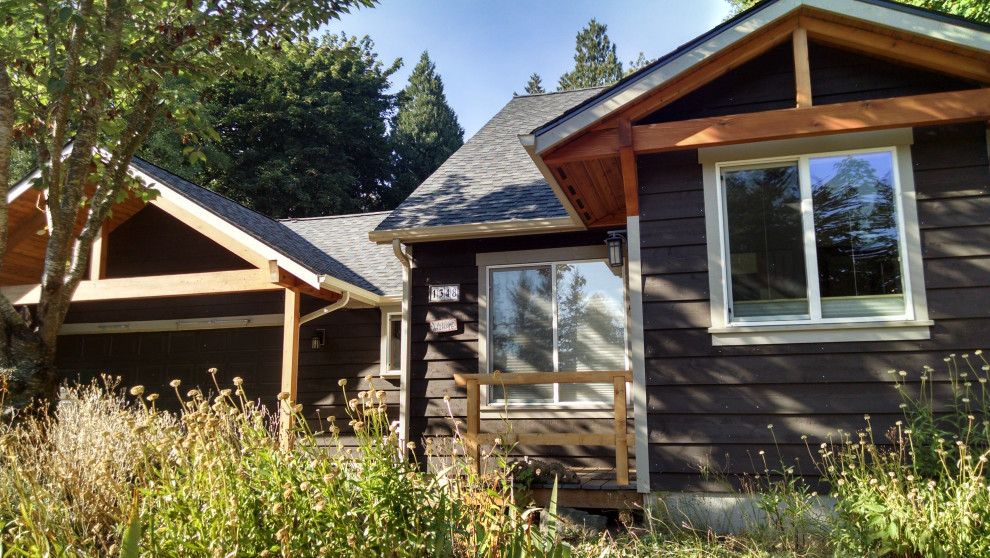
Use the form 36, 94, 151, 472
606, 230, 627, 268
311, 328, 325, 349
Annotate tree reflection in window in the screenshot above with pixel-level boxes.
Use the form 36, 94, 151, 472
489, 261, 625, 405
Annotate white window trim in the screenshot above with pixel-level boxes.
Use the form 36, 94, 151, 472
700, 129, 931, 346
477, 246, 630, 418
379, 304, 402, 379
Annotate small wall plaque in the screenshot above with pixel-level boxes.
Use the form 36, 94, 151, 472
429, 284, 460, 303
429, 318, 458, 333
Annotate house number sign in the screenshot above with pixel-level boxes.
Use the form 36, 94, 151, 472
429, 284, 460, 303
429, 318, 458, 333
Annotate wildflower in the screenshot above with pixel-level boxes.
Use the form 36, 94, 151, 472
365, 374, 373, 383
407, 441, 416, 450
864, 414, 871, 421
233, 377, 244, 387
977, 350, 983, 355
376, 390, 385, 399
358, 391, 367, 399
220, 389, 232, 398
801, 435, 807, 440
208, 367, 219, 375
300, 481, 311, 492
338, 379, 347, 387
277, 391, 290, 401
146, 393, 159, 402
130, 385, 145, 396
759, 450, 765, 455
767, 424, 773, 429
187, 389, 200, 398
907, 475, 914, 481
963, 354, 970, 359
895, 420, 902, 426
293, 404, 303, 414
348, 399, 358, 410
898, 370, 907, 377
170, 379, 181, 388
354, 421, 365, 432
443, 395, 451, 402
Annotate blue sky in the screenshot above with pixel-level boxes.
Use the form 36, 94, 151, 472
323, 1, 732, 140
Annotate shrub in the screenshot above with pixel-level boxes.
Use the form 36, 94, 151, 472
821, 351, 990, 557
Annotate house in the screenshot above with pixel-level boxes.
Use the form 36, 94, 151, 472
2, 156, 404, 437
3, 0, 988, 511
370, 0, 990, 507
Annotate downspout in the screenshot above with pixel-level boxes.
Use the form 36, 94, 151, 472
299, 291, 350, 325
392, 239, 413, 453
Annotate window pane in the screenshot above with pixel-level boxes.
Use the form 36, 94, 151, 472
723, 164, 809, 319
556, 262, 625, 403
490, 267, 554, 404
387, 318, 401, 371
810, 152, 905, 318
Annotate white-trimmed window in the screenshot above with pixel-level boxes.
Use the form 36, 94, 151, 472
478, 247, 628, 408
379, 306, 402, 378
701, 130, 931, 345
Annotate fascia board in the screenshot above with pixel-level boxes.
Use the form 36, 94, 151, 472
520, 134, 586, 227
534, 0, 990, 155
368, 217, 584, 244
317, 274, 382, 307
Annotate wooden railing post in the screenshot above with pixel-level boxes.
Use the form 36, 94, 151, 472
466, 378, 481, 474
614, 374, 629, 487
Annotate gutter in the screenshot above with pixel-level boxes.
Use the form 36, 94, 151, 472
299, 291, 350, 325
392, 239, 413, 454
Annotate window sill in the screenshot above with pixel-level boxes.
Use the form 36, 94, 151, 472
379, 370, 402, 381
708, 320, 934, 346
480, 404, 618, 420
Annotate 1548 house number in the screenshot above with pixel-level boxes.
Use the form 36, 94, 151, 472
429, 284, 460, 303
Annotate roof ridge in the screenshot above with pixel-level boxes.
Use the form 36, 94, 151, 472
279, 210, 392, 222
514, 86, 609, 99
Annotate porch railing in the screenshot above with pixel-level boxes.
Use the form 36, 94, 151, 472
452, 370, 633, 486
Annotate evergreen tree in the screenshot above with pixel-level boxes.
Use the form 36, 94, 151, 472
557, 18, 623, 91
625, 52, 656, 76
524, 73, 546, 95
388, 51, 464, 208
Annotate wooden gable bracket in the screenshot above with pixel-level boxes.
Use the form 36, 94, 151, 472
544, 88, 990, 164
793, 27, 812, 109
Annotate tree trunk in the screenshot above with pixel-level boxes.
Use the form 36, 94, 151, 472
0, 314, 59, 418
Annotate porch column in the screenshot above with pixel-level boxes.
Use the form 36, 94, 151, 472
620, 118, 651, 494
280, 286, 301, 450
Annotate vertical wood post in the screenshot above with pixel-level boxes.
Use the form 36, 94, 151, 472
89, 227, 107, 281
466, 378, 481, 474
618, 118, 639, 218
280, 287, 301, 451
793, 27, 812, 108
614, 374, 629, 487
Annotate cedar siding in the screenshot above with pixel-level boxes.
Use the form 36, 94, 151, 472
638, 124, 988, 491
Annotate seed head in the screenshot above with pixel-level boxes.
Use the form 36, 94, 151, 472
130, 385, 145, 396
233, 377, 244, 387
277, 391, 291, 401
338, 379, 347, 387
170, 379, 181, 388
146, 393, 159, 402
208, 367, 219, 375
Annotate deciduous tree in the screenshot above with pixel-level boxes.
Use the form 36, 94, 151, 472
725, 0, 989, 21
0, 0, 372, 413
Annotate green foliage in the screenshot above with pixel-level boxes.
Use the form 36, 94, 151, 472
725, 0, 990, 21
388, 51, 464, 209
557, 19, 623, 91
525, 73, 547, 95
820, 351, 990, 557
625, 53, 656, 77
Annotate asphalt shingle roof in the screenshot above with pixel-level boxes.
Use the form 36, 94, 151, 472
130, 157, 394, 296
281, 212, 402, 297
375, 87, 605, 232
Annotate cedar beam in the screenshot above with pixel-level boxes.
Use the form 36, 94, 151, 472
88, 227, 107, 281
798, 15, 990, 85
269, 261, 342, 302
280, 287, 301, 451
152, 197, 272, 270
1, 268, 283, 305
793, 27, 812, 108
543, 88, 990, 163
618, 119, 639, 218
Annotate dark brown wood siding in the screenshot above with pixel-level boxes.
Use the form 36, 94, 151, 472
55, 295, 388, 442
637, 122, 990, 491
408, 231, 633, 467
105, 205, 252, 278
